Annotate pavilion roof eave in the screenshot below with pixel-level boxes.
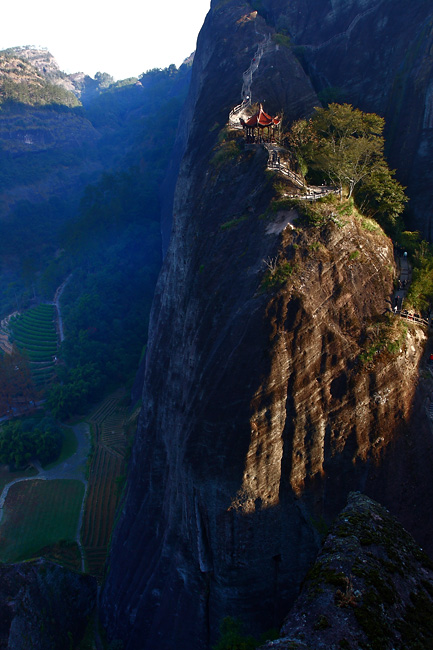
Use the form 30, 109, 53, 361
243, 104, 280, 128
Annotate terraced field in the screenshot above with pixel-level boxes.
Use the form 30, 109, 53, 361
9, 303, 58, 387
81, 391, 134, 578
82, 446, 124, 575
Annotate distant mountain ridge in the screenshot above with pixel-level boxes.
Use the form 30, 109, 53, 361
0, 48, 101, 265
1, 46, 84, 95
0, 49, 80, 108
0, 46, 116, 104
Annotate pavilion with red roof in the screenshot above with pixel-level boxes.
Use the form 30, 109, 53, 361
240, 104, 281, 143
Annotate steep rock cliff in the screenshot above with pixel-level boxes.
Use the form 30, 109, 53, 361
101, 1, 433, 648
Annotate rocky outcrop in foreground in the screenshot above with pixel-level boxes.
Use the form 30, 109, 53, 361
0, 559, 96, 650
260, 492, 433, 650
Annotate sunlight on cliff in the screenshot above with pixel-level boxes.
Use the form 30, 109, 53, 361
229, 411, 284, 512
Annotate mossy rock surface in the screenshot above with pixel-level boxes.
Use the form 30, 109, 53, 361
259, 492, 433, 650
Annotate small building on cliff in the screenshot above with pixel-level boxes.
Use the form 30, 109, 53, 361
240, 104, 281, 143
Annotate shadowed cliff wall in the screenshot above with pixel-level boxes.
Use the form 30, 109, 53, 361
101, 1, 433, 648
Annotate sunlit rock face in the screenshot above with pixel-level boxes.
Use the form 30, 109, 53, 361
101, 1, 433, 649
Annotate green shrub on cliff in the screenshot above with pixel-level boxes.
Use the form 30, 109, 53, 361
287, 103, 408, 228
261, 258, 298, 289
211, 126, 244, 167
211, 139, 242, 167
213, 617, 256, 650
359, 313, 407, 366
272, 193, 346, 228
272, 33, 291, 48
405, 237, 433, 312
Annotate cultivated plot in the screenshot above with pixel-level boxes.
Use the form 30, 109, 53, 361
0, 478, 84, 563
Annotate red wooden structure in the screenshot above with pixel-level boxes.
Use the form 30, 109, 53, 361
240, 104, 281, 143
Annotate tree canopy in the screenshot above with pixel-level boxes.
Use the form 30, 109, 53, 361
0, 416, 62, 468
288, 103, 408, 228
0, 347, 36, 417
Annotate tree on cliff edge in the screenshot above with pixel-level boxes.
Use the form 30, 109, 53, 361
288, 103, 407, 227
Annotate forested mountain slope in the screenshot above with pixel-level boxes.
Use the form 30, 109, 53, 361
0, 48, 191, 320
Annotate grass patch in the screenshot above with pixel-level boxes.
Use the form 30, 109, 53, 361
0, 478, 84, 563
360, 216, 381, 232
211, 126, 244, 168
282, 195, 346, 227
272, 33, 291, 48
43, 426, 78, 469
271, 197, 298, 212
211, 139, 242, 167
220, 215, 248, 231
359, 314, 407, 366
261, 261, 298, 290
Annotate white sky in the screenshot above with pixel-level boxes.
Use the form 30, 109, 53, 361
0, 0, 210, 80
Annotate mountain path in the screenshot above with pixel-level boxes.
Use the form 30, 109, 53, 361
52, 273, 72, 343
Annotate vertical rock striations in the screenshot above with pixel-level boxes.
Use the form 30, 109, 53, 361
101, 1, 433, 648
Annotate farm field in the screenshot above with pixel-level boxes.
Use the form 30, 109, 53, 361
9, 303, 58, 387
81, 390, 135, 578
0, 391, 136, 576
0, 478, 84, 563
